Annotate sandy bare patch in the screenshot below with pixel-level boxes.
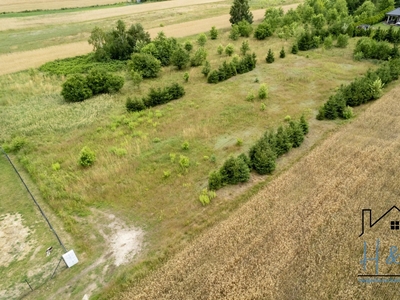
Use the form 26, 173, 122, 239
0, 0, 225, 30
100, 213, 144, 267
0, 213, 33, 268
0, 4, 298, 76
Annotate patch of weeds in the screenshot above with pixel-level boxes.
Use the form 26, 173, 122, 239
152, 138, 161, 143
181, 141, 189, 150
199, 188, 217, 206
163, 170, 171, 179
110, 147, 128, 157
179, 155, 190, 170
51, 162, 61, 171
170, 153, 176, 163
236, 138, 243, 146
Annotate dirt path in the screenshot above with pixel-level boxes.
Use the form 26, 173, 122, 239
0, 0, 225, 30
0, 4, 298, 76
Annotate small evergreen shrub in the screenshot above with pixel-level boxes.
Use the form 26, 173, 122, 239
202, 61, 211, 77
279, 47, 286, 58
217, 44, 224, 55
197, 33, 207, 46
183, 72, 189, 82
291, 44, 299, 54
210, 26, 218, 39
225, 44, 234, 56
240, 40, 250, 55
258, 84, 268, 99
184, 40, 193, 52
266, 49, 275, 63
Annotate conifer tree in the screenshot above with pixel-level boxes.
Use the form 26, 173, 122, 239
229, 0, 254, 25
266, 49, 275, 63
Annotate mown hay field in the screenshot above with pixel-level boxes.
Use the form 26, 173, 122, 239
0, 0, 128, 13
120, 81, 400, 299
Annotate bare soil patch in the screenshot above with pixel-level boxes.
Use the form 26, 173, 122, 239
0, 4, 298, 76
0, 213, 32, 268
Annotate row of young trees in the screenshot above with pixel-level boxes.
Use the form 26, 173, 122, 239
207, 53, 257, 84
317, 59, 400, 120
126, 83, 185, 112
208, 116, 309, 190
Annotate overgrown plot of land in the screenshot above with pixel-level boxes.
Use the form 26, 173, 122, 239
0, 154, 64, 300
120, 86, 400, 299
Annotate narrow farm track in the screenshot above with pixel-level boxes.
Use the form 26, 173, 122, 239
0, 4, 298, 76
120, 85, 400, 299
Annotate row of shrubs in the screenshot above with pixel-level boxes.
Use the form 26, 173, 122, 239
126, 83, 185, 112
317, 59, 400, 120
208, 116, 309, 190
207, 53, 257, 84
61, 68, 124, 102
354, 37, 399, 61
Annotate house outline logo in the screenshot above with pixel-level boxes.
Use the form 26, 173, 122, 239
359, 205, 400, 237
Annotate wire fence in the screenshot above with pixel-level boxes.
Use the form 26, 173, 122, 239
0, 148, 68, 299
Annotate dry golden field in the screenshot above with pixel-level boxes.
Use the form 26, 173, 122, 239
120, 86, 400, 299
0, 0, 224, 13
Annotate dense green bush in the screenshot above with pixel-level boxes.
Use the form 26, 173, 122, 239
126, 97, 146, 112
229, 24, 240, 40
184, 40, 193, 52
336, 34, 349, 48
208, 170, 223, 190
197, 33, 207, 46
220, 156, 250, 184
225, 44, 235, 56
190, 47, 207, 67
354, 37, 395, 61
291, 44, 299, 54
144, 83, 184, 107
87, 68, 124, 94
237, 20, 253, 37
61, 74, 93, 102
39, 54, 126, 75
207, 53, 256, 84
89, 21, 151, 61
171, 47, 190, 69
129, 53, 162, 78
152, 32, 178, 66
79, 146, 96, 167
207, 70, 220, 83
254, 22, 273, 40
249, 140, 277, 175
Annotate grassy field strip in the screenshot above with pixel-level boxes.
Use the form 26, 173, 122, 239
0, 0, 225, 31
0, 4, 298, 76
120, 86, 400, 297
0, 0, 121, 13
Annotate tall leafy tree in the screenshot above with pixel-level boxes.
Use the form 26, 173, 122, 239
229, 0, 254, 25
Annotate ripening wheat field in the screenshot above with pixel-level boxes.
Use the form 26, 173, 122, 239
120, 85, 400, 299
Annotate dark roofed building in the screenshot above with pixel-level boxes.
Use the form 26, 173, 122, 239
386, 8, 400, 23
